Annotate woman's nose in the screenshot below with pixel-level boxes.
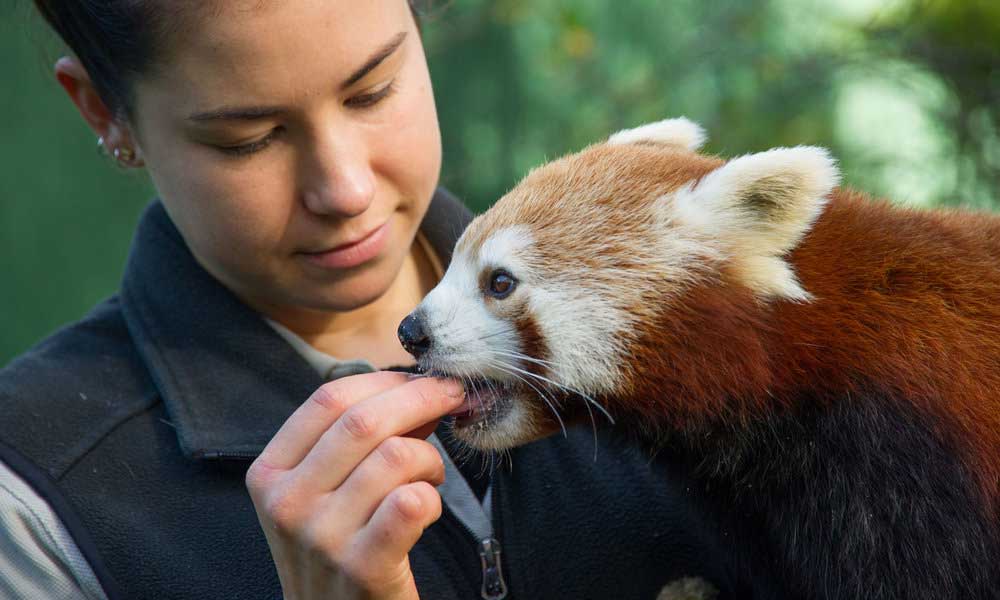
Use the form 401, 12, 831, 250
300, 131, 376, 218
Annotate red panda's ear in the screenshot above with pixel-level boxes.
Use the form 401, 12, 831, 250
672, 146, 840, 301
607, 117, 707, 152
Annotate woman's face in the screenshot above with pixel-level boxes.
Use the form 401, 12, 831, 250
130, 0, 441, 315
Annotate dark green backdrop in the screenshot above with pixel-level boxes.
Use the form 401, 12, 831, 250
3, 0, 998, 365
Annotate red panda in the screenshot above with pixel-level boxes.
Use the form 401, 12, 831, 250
398, 118, 1000, 599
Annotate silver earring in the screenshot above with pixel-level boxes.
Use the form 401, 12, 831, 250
97, 136, 108, 156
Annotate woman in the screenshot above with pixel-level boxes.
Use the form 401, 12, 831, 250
1, 1, 727, 598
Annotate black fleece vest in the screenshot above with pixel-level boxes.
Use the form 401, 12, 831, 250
0, 190, 730, 599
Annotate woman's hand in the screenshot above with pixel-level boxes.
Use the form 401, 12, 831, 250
245, 371, 466, 600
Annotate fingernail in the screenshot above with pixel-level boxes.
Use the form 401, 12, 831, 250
440, 378, 464, 397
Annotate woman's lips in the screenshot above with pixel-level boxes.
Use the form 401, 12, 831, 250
300, 220, 391, 269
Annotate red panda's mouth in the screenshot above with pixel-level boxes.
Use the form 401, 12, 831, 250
446, 377, 513, 429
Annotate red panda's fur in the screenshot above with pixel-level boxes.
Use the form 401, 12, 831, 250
421, 130, 1000, 598
619, 190, 1000, 521
484, 142, 1000, 523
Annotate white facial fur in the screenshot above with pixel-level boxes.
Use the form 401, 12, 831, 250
417, 218, 715, 448
415, 225, 547, 447
418, 226, 533, 379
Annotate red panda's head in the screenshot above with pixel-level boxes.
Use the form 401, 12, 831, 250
399, 118, 840, 450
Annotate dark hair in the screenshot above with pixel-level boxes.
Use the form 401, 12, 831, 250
34, 0, 429, 120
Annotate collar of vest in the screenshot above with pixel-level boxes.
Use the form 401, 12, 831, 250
119, 190, 472, 460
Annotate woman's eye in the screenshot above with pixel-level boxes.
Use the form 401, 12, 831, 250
217, 129, 280, 157
345, 80, 396, 109
212, 81, 395, 158
487, 270, 517, 299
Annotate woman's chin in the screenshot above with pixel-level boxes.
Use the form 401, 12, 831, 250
298, 255, 402, 311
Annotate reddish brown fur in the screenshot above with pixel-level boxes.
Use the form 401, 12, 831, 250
460, 145, 725, 266
617, 190, 1000, 518
460, 139, 1000, 519
445, 135, 1000, 595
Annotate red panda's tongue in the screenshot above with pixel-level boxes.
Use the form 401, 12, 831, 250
448, 397, 475, 416
448, 382, 501, 423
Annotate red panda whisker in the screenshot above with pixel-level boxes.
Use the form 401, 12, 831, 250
470, 376, 493, 432
495, 360, 616, 426
485, 357, 610, 455
440, 420, 475, 469
459, 373, 506, 474
487, 448, 497, 480
579, 385, 600, 462
441, 418, 501, 480
481, 376, 503, 441
491, 350, 559, 368
438, 325, 520, 350
488, 347, 611, 451
488, 348, 559, 370
484, 358, 569, 439
511, 362, 598, 459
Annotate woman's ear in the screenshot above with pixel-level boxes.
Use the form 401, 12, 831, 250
54, 56, 143, 166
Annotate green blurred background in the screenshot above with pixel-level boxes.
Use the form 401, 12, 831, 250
2, 0, 998, 366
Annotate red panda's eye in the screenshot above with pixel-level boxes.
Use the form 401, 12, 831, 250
488, 270, 517, 299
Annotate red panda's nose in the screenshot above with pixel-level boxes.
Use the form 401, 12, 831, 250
398, 313, 432, 358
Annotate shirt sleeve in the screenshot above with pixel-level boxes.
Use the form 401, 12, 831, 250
0, 459, 110, 600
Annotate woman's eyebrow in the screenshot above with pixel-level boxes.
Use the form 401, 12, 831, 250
187, 31, 408, 123
341, 31, 408, 90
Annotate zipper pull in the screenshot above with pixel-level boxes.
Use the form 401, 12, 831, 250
478, 537, 508, 600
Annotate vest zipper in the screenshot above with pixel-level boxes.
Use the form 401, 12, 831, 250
477, 537, 508, 600
444, 481, 509, 599
194, 450, 260, 460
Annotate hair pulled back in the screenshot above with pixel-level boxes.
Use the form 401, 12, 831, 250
34, 0, 428, 120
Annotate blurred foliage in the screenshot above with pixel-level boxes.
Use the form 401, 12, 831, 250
423, 0, 999, 208
862, 0, 1000, 207
1, 0, 998, 364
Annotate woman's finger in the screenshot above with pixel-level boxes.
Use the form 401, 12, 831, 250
319, 437, 446, 535
253, 371, 410, 473
346, 481, 443, 589
287, 376, 463, 494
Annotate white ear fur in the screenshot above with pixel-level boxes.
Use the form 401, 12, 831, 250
672, 146, 840, 301
607, 117, 707, 152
